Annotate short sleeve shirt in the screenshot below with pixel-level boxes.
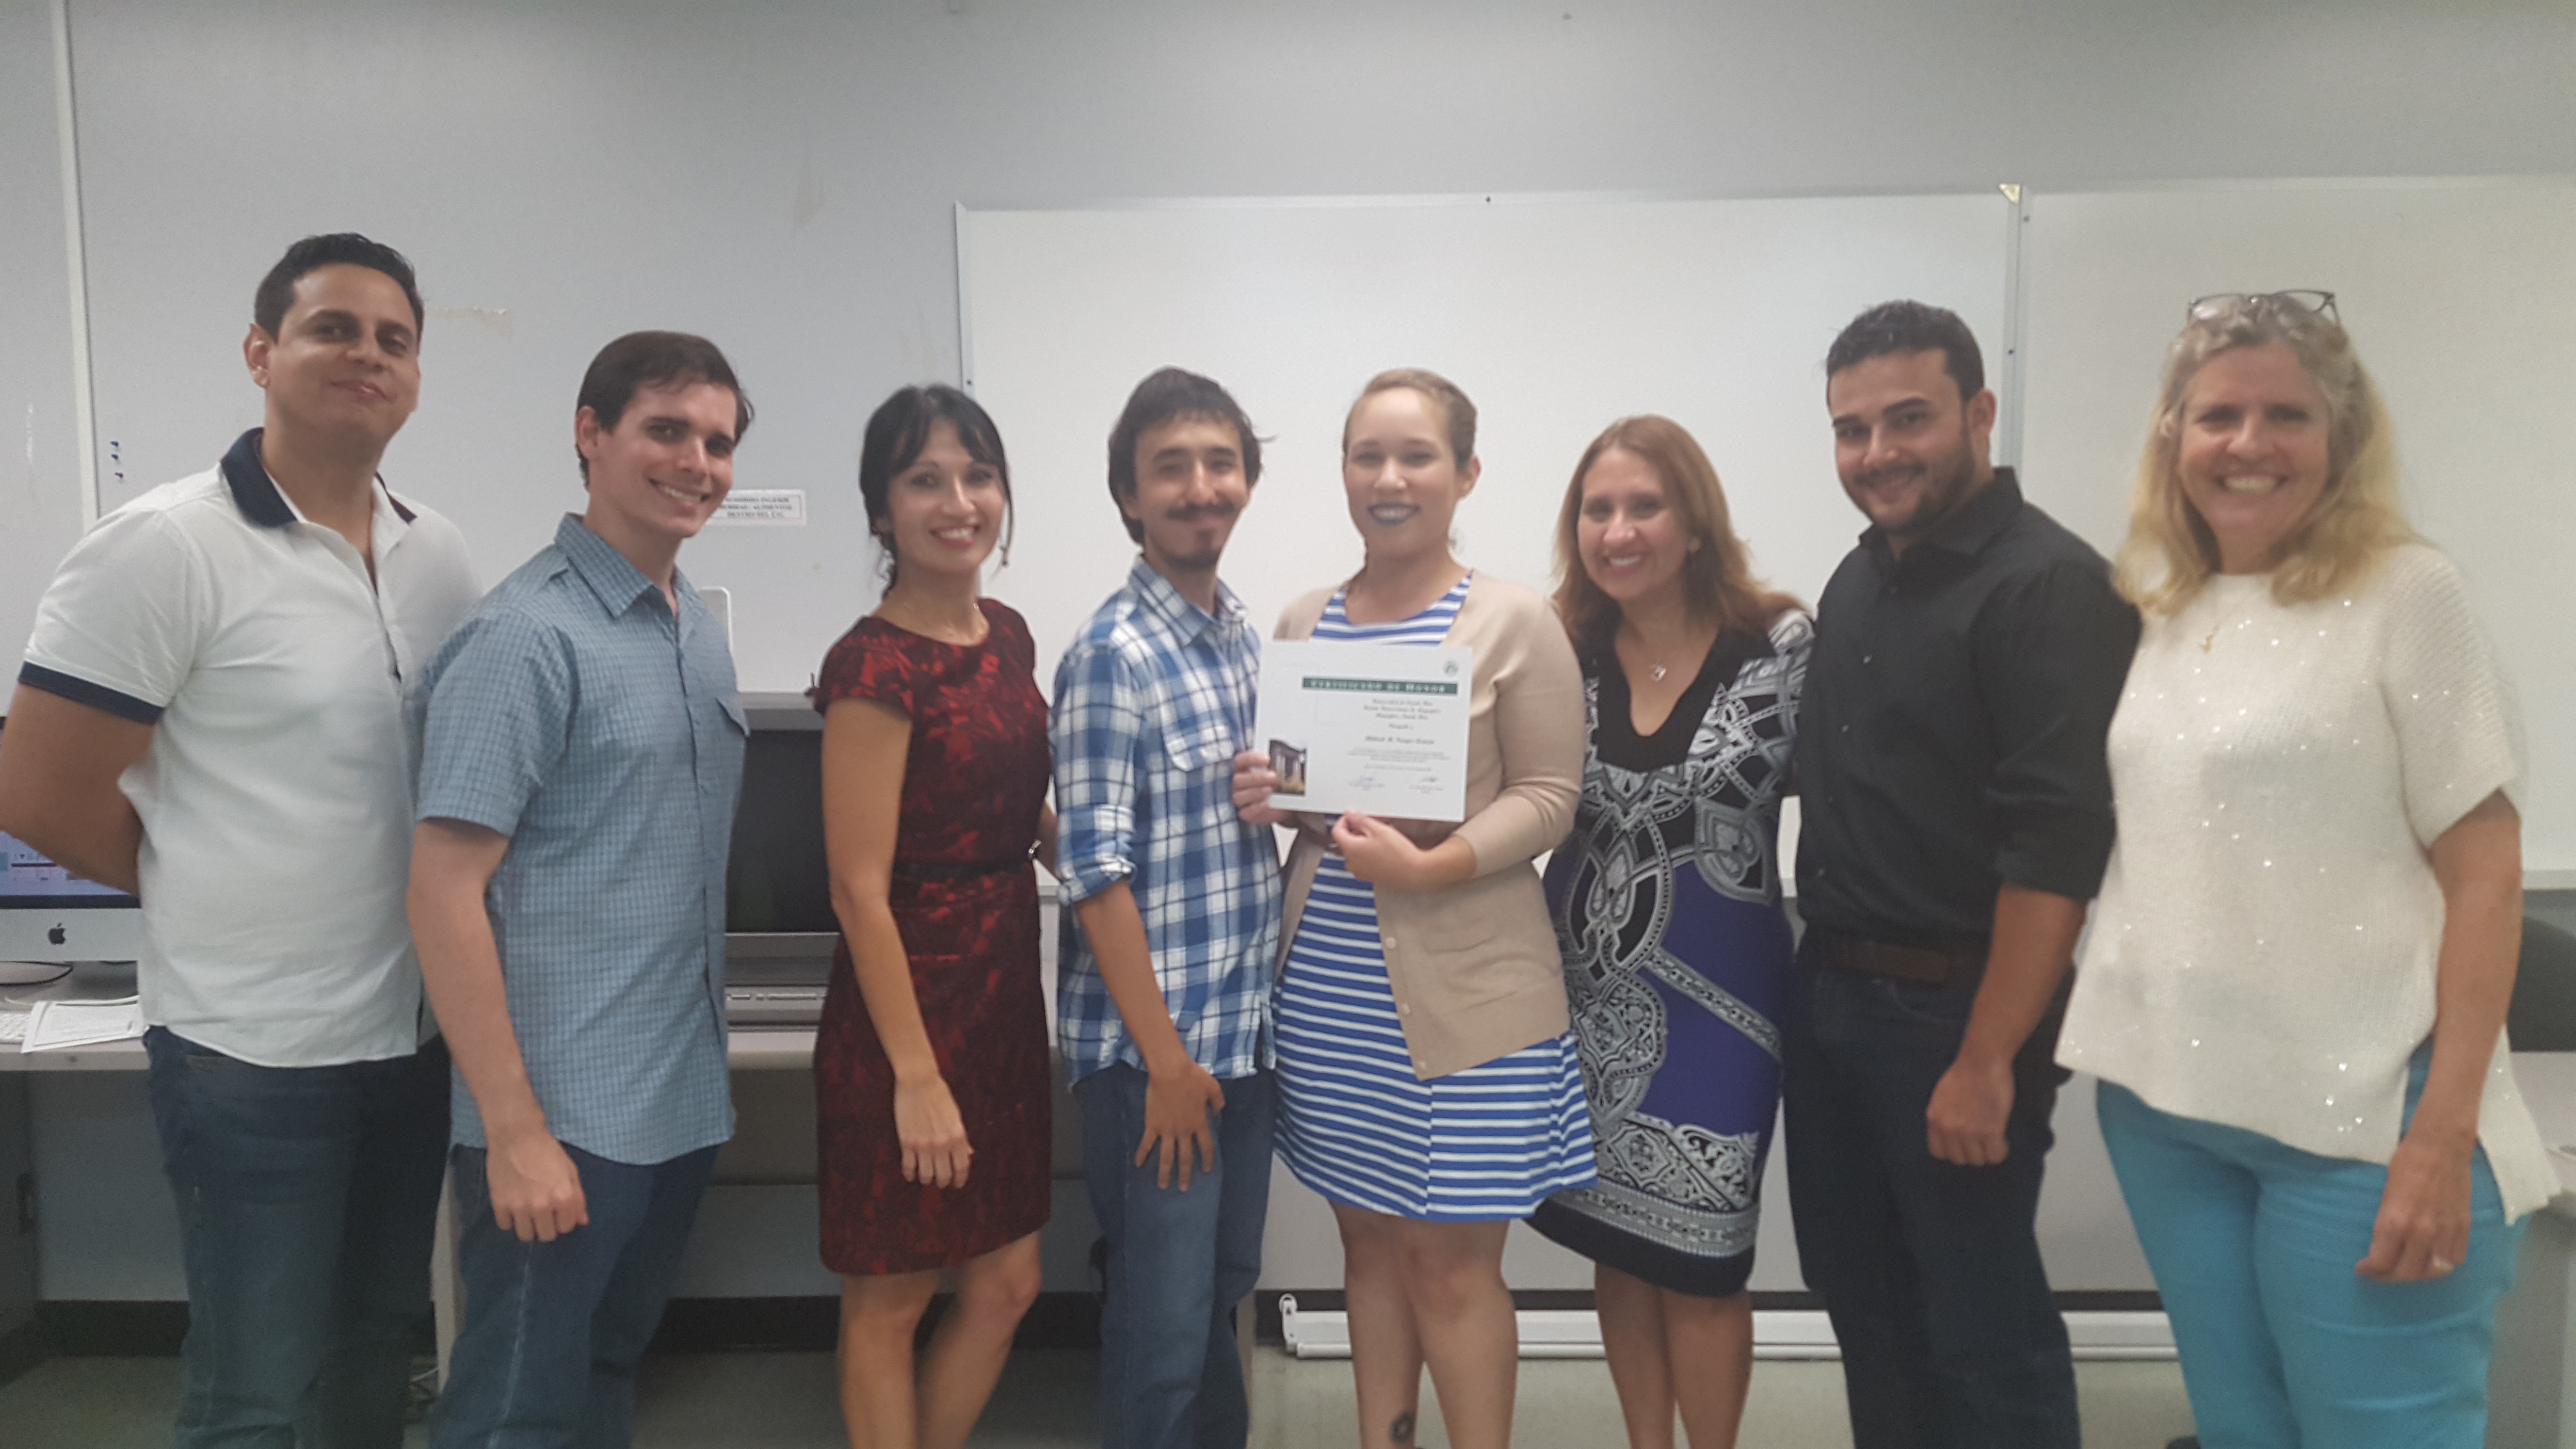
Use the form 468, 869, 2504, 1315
2061, 546, 2558, 1218
18, 429, 479, 1067
413, 514, 746, 1165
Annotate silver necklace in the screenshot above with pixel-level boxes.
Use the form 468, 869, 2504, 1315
1626, 626, 1710, 683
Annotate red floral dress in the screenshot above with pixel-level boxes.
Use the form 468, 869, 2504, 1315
810, 599, 1051, 1274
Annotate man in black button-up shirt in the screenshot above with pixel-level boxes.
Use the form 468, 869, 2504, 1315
1785, 301, 2138, 1449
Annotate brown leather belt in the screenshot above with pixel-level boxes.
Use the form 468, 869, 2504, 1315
1809, 929, 1986, 990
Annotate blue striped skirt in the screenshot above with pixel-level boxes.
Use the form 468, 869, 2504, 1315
1274, 858, 1596, 1221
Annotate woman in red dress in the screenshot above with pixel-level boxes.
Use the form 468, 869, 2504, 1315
812, 384, 1053, 1449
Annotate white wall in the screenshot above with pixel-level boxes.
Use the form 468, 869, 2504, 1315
24, 0, 2576, 687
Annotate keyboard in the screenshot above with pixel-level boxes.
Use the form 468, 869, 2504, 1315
0, 1012, 27, 1045
725, 983, 827, 1027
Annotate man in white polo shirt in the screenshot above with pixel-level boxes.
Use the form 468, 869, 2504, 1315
0, 234, 478, 1448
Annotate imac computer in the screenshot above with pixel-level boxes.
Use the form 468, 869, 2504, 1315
724, 692, 837, 1025
0, 720, 143, 979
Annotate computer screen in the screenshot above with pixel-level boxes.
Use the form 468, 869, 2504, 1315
725, 725, 836, 936
1, 829, 136, 909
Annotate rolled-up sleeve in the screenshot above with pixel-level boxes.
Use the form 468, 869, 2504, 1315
416, 610, 574, 839
1975, 559, 2140, 900
1049, 639, 1145, 905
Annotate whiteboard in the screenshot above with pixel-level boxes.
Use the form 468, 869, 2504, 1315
963, 196, 2174, 1295
2018, 180, 2576, 875
962, 194, 2014, 686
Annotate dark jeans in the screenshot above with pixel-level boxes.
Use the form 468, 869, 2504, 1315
142, 1027, 451, 1449
1076, 1063, 1274, 1449
428, 1141, 720, 1449
1782, 953, 2080, 1449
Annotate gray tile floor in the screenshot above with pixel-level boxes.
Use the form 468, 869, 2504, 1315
0, 1348, 2195, 1448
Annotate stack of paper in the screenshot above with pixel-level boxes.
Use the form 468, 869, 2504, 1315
21, 998, 143, 1052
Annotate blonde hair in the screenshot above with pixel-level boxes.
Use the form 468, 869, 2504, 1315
1552, 415, 1799, 652
1343, 368, 1477, 465
2115, 296, 2415, 615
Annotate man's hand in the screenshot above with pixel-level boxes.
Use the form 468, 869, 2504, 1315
1231, 750, 1289, 829
1926, 1053, 2014, 1167
1139, 1054, 1226, 1191
1926, 884, 2089, 1168
896, 1073, 974, 1190
2357, 1130, 2475, 1282
485, 1126, 589, 1243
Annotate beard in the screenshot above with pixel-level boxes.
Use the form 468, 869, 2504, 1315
1852, 434, 1981, 541
1145, 502, 1240, 572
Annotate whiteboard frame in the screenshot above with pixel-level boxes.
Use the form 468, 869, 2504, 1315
961, 180, 2576, 887
48, 0, 97, 528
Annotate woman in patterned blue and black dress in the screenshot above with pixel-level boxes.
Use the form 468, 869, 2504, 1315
1532, 416, 1806, 1449
1234, 369, 1592, 1449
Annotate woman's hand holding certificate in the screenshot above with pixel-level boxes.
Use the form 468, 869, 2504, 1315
1231, 752, 1476, 893
1229, 749, 1292, 829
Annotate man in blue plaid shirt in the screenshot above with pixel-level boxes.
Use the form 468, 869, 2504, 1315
1052, 367, 1283, 1449
408, 333, 750, 1447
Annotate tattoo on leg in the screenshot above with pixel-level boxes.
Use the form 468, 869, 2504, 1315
1389, 1410, 1416, 1445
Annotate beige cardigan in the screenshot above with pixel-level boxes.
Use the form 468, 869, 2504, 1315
1275, 573, 1585, 1079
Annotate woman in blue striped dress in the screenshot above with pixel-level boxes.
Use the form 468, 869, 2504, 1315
1234, 369, 1593, 1449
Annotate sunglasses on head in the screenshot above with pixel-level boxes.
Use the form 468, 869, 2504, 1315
2187, 290, 2339, 325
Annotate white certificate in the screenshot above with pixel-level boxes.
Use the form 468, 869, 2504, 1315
1255, 640, 1473, 822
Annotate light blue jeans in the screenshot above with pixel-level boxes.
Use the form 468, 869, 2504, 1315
2097, 1058, 2523, 1449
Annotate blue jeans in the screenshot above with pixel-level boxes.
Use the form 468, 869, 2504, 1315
428, 1141, 720, 1449
143, 1027, 451, 1449
2098, 1068, 2523, 1449
1076, 1063, 1275, 1449
1781, 957, 2080, 1449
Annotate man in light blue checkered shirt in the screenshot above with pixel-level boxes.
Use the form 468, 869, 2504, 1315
1053, 368, 1283, 1449
407, 333, 750, 1448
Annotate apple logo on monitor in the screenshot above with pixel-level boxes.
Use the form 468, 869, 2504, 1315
47, 925, 65, 946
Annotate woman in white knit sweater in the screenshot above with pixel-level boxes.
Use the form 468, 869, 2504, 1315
2056, 290, 2553, 1449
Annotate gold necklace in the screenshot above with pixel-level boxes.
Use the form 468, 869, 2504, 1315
2198, 593, 2255, 652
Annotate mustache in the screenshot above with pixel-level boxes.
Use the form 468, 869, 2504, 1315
1167, 500, 1241, 524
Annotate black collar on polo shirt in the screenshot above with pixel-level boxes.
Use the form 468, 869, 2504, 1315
221, 427, 417, 529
